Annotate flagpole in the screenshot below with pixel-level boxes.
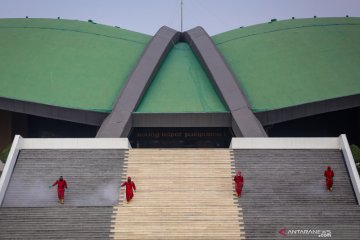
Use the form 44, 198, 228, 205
181, 0, 183, 32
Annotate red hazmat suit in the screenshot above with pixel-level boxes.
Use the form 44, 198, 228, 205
324, 166, 334, 191
234, 171, 244, 197
52, 178, 68, 202
122, 177, 136, 202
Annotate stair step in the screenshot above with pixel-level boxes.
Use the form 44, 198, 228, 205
112, 149, 244, 239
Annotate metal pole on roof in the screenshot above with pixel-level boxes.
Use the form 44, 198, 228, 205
181, 0, 183, 32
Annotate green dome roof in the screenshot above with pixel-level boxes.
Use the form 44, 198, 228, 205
213, 17, 360, 112
0, 18, 151, 112
136, 43, 228, 113
0, 17, 359, 115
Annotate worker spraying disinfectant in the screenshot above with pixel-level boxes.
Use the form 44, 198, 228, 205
121, 176, 136, 203
49, 176, 68, 204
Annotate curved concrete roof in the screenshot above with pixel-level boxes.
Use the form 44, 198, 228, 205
213, 17, 360, 113
0, 18, 151, 112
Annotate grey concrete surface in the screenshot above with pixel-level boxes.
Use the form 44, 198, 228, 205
233, 149, 360, 240
0, 207, 114, 239
2, 149, 127, 207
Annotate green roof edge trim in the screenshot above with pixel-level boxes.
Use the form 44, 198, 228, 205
0, 18, 151, 42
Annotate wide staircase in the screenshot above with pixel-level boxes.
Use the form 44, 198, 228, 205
0, 149, 126, 239
0, 207, 114, 239
233, 149, 360, 240
2, 149, 126, 207
1, 148, 360, 239
111, 149, 244, 239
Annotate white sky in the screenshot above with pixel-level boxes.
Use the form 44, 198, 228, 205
0, 0, 359, 35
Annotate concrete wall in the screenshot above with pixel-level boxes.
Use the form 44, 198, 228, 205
0, 110, 12, 153
230, 137, 339, 149
21, 138, 132, 149
339, 134, 360, 204
0, 135, 23, 205
11, 112, 28, 138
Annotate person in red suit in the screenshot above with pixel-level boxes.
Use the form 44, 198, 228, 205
49, 176, 68, 204
234, 171, 244, 197
121, 176, 136, 203
324, 166, 334, 192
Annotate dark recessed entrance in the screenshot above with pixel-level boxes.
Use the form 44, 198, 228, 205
265, 106, 360, 145
128, 127, 234, 148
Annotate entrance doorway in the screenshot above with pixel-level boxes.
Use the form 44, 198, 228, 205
128, 127, 234, 148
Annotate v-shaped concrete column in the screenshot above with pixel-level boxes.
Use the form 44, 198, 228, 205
96, 27, 181, 138
184, 27, 267, 137
97, 25, 266, 138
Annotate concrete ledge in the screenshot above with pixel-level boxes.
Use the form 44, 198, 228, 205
339, 134, 360, 205
132, 112, 232, 127
256, 94, 360, 125
230, 137, 339, 149
0, 135, 23, 206
21, 138, 131, 149
0, 97, 107, 126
